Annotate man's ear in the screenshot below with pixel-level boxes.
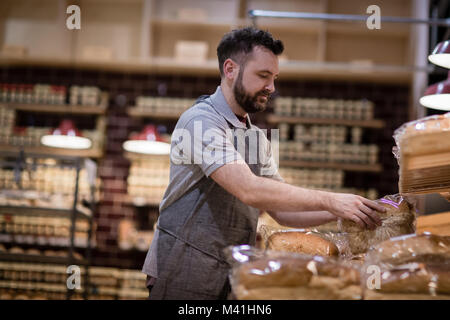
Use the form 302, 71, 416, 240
223, 58, 239, 81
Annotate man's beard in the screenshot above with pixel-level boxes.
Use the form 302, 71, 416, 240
233, 69, 271, 113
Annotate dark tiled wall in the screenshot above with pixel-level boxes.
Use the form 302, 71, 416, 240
0, 66, 410, 268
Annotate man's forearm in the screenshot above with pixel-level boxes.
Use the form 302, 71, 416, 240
245, 175, 332, 213
268, 210, 337, 228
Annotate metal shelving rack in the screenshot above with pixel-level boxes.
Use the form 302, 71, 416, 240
0, 150, 96, 300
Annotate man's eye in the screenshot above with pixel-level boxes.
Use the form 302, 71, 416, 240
259, 74, 268, 79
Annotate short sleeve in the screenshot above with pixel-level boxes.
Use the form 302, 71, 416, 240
259, 134, 284, 183
170, 113, 244, 177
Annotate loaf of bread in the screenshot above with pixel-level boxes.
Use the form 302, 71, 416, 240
232, 255, 361, 300
366, 233, 450, 265
377, 263, 450, 294
341, 196, 415, 233
341, 195, 416, 254
267, 231, 339, 257
362, 234, 450, 299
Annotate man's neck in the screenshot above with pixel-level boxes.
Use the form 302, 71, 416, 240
220, 83, 247, 118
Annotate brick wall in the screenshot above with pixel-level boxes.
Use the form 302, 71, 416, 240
0, 66, 410, 268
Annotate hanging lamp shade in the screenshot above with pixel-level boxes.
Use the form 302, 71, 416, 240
420, 71, 450, 111
40, 119, 92, 149
428, 40, 450, 69
123, 125, 170, 155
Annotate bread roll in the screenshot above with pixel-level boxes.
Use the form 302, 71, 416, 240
267, 231, 339, 257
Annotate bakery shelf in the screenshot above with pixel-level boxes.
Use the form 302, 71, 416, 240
151, 18, 237, 29
0, 145, 104, 159
0, 234, 96, 249
267, 114, 385, 128
0, 56, 413, 84
1, 92, 108, 115
0, 205, 91, 220
280, 160, 383, 172
4, 103, 107, 115
0, 252, 88, 265
127, 108, 182, 120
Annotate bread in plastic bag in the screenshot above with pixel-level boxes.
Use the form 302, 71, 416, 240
338, 194, 417, 255
260, 225, 348, 258
362, 233, 450, 299
392, 112, 450, 162
224, 245, 363, 300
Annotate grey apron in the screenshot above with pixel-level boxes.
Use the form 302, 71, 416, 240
149, 99, 262, 300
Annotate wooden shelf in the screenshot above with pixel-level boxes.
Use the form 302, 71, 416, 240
0, 145, 104, 159
151, 18, 237, 29
0, 205, 91, 220
0, 252, 88, 265
0, 55, 413, 84
127, 107, 182, 120
267, 114, 385, 128
280, 160, 383, 172
3, 103, 107, 115
1, 92, 108, 115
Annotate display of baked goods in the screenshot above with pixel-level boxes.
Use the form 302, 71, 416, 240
365, 233, 450, 266
393, 112, 450, 194
266, 230, 339, 257
227, 245, 362, 300
339, 194, 416, 255
363, 234, 450, 300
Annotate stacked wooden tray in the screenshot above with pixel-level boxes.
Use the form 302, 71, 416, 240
397, 115, 450, 194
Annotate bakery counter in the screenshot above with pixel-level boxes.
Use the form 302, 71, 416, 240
417, 211, 450, 236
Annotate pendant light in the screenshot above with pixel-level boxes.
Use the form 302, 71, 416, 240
420, 71, 450, 111
123, 125, 170, 155
41, 119, 92, 149
428, 40, 450, 69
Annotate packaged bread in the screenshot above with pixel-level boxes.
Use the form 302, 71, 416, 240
393, 112, 450, 157
266, 230, 339, 257
364, 262, 450, 300
362, 234, 450, 300
365, 233, 450, 266
225, 245, 362, 300
339, 194, 416, 255
260, 225, 350, 257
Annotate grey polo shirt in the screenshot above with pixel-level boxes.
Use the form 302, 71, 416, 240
142, 85, 282, 278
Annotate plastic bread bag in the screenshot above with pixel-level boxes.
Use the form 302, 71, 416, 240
361, 233, 450, 299
392, 112, 450, 162
224, 244, 363, 300
259, 224, 351, 259
337, 194, 417, 256
364, 233, 450, 267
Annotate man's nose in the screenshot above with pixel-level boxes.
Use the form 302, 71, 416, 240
265, 80, 275, 93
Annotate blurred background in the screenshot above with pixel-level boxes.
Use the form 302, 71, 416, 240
0, 0, 449, 299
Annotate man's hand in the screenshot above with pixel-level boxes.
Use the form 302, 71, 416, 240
325, 193, 386, 230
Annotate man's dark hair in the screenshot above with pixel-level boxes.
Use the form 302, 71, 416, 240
217, 27, 284, 76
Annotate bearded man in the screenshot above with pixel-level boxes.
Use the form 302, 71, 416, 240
142, 27, 385, 300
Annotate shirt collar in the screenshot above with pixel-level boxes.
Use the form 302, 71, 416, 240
209, 86, 252, 129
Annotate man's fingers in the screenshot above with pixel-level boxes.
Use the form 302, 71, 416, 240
355, 211, 377, 230
350, 214, 366, 229
363, 198, 387, 213
359, 204, 382, 226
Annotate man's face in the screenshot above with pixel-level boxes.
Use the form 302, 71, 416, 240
233, 46, 279, 113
